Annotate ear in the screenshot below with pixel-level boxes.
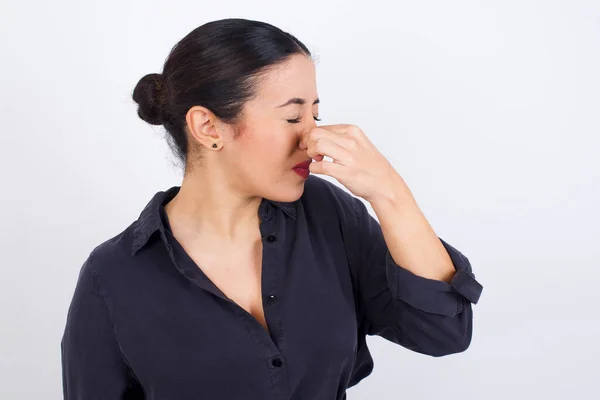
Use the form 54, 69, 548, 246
185, 106, 221, 148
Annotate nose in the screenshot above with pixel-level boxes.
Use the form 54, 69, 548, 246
297, 115, 318, 149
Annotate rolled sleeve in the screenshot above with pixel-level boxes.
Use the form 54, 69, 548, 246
330, 178, 483, 356
385, 237, 483, 317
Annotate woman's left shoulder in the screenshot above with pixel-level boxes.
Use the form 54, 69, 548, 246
301, 175, 361, 222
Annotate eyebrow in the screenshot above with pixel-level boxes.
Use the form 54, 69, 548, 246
276, 97, 320, 108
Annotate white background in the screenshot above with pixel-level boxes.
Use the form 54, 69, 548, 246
1, 0, 599, 399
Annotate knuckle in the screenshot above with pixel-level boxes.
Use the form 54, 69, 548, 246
314, 137, 324, 149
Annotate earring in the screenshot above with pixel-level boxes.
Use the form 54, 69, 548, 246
212, 143, 218, 148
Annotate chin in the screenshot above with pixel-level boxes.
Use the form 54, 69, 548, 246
264, 176, 307, 203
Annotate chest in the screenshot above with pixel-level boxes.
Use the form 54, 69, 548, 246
115, 213, 360, 397
184, 240, 270, 334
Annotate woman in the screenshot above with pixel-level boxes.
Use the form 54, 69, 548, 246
61, 18, 483, 400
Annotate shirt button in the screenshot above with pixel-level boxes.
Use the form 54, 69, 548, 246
271, 358, 283, 368
265, 234, 277, 242
267, 294, 278, 303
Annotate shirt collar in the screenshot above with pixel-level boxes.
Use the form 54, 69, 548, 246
131, 186, 297, 255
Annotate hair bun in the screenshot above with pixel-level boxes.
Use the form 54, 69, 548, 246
133, 73, 166, 125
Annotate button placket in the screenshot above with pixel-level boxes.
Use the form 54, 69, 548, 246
258, 204, 284, 351
258, 206, 291, 398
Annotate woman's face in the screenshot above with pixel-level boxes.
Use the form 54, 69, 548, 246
221, 54, 320, 202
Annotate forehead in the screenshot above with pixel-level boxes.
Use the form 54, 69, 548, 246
254, 54, 318, 105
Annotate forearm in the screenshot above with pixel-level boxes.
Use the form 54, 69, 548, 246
368, 175, 456, 283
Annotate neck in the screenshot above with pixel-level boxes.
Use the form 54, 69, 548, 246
164, 168, 262, 246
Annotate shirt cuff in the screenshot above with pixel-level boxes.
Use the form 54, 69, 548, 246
385, 237, 483, 317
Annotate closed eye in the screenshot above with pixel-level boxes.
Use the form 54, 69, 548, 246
287, 116, 321, 124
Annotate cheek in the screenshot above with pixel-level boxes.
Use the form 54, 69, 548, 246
245, 129, 297, 160
233, 119, 299, 171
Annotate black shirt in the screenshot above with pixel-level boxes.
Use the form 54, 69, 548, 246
61, 175, 483, 400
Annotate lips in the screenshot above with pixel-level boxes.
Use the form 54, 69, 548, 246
293, 160, 312, 170
292, 159, 312, 179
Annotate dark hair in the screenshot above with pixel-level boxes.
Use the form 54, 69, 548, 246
132, 18, 311, 169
